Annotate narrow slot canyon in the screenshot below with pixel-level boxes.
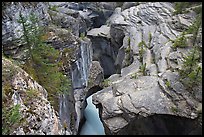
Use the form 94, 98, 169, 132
2, 2, 202, 135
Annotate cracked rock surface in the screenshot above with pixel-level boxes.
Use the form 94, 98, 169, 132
92, 2, 202, 135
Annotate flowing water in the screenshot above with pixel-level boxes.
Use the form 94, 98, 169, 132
80, 95, 105, 135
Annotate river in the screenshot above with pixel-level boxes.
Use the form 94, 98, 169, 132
80, 95, 105, 135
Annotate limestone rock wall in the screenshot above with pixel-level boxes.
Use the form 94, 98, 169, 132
92, 2, 202, 135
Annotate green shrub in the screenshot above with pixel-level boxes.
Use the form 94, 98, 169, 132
102, 79, 110, 87
48, 5, 58, 11
139, 63, 147, 76
125, 37, 131, 53
172, 33, 187, 49
165, 80, 171, 89
173, 2, 192, 15
80, 32, 86, 40
171, 106, 179, 113
30, 43, 72, 110
130, 73, 138, 79
179, 47, 202, 90
148, 32, 152, 47
138, 40, 147, 48
18, 13, 72, 111
138, 41, 147, 63
17, 12, 44, 60
128, 37, 131, 46
185, 13, 202, 46
2, 104, 22, 135
193, 5, 202, 15
125, 46, 131, 53
26, 89, 38, 99
124, 37, 132, 66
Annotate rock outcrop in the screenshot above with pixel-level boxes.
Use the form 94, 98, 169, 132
2, 2, 108, 135
2, 2, 202, 135
2, 56, 66, 135
92, 2, 202, 135
2, 2, 87, 135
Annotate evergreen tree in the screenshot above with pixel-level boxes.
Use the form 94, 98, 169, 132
179, 47, 202, 90
17, 12, 72, 110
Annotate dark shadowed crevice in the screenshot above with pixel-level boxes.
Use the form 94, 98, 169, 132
86, 86, 103, 99
105, 114, 202, 135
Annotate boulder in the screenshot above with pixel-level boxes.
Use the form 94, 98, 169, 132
93, 75, 201, 135
86, 61, 104, 92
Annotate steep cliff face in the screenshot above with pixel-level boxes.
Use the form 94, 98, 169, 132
87, 25, 117, 77
2, 2, 78, 135
2, 2, 113, 135
2, 56, 65, 135
92, 2, 202, 135
2, 2, 202, 135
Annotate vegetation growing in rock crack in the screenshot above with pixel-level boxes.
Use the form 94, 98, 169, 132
171, 106, 179, 113
148, 32, 152, 48
80, 32, 86, 40
124, 37, 132, 66
172, 32, 187, 50
177, 6, 202, 87
102, 79, 111, 87
139, 63, 147, 76
179, 47, 202, 91
48, 5, 58, 11
2, 104, 22, 134
130, 72, 138, 79
17, 12, 72, 110
138, 41, 147, 63
125, 37, 131, 53
173, 2, 191, 15
185, 10, 202, 46
165, 80, 171, 89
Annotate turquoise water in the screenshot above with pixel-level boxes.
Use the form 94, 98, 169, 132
80, 95, 105, 135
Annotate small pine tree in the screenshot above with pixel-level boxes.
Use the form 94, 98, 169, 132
18, 13, 72, 110
17, 12, 44, 60
186, 14, 202, 46
179, 47, 202, 89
